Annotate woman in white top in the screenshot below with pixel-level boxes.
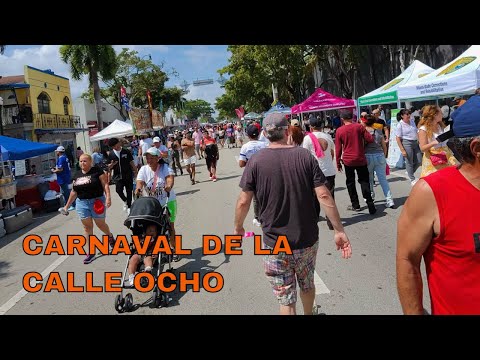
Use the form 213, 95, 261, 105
302, 117, 336, 230
396, 108, 423, 186
136, 147, 180, 261
417, 105, 457, 178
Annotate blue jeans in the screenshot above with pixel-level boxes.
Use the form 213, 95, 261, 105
60, 182, 75, 207
366, 153, 392, 202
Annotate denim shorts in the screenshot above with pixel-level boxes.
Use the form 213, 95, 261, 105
76, 196, 106, 220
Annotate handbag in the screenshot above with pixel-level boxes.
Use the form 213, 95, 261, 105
430, 151, 448, 166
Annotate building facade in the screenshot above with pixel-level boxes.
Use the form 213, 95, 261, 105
73, 98, 123, 154
0, 65, 86, 174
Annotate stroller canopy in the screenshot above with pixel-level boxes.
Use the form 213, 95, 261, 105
124, 197, 163, 228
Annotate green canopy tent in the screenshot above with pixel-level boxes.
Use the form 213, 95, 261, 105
357, 60, 435, 111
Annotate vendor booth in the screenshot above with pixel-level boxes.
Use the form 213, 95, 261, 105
358, 60, 435, 108
89, 119, 134, 142
291, 88, 356, 114
397, 45, 480, 102
0, 136, 58, 236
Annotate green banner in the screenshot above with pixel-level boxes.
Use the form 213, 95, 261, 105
358, 91, 398, 106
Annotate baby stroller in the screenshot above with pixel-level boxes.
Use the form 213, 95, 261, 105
114, 195, 175, 313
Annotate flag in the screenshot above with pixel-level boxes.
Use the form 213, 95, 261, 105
120, 85, 131, 111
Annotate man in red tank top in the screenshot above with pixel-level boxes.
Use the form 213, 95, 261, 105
396, 94, 480, 315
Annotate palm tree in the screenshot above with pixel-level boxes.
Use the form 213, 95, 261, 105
59, 45, 118, 131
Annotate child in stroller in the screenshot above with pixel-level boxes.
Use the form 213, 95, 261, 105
124, 221, 159, 288
115, 196, 175, 312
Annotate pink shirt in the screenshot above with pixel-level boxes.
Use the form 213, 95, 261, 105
193, 130, 203, 145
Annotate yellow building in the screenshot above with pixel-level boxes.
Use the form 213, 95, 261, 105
0, 65, 86, 173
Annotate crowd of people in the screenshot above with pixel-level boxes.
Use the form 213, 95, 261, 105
46, 90, 480, 314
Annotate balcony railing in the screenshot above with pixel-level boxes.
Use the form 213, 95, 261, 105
33, 113, 81, 129
1, 107, 33, 126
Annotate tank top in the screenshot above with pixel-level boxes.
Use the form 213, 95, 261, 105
422, 166, 480, 314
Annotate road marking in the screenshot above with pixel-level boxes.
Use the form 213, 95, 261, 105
0, 255, 69, 315
314, 271, 330, 294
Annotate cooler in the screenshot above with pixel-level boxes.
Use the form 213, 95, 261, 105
0, 205, 33, 234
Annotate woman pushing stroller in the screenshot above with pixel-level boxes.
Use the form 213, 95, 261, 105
135, 147, 180, 262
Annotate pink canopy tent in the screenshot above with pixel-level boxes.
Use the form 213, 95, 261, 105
291, 88, 356, 114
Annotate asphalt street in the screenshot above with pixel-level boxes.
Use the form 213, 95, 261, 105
0, 144, 430, 315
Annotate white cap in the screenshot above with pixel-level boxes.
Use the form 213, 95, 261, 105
56, 146, 65, 152
153, 136, 161, 143
146, 147, 160, 156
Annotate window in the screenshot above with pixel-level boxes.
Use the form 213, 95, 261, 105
63, 96, 70, 115
37, 92, 51, 114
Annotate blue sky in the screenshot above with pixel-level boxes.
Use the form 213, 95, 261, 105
0, 45, 230, 111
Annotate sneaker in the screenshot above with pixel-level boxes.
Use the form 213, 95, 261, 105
172, 254, 181, 262
123, 202, 128, 212
58, 207, 69, 216
83, 254, 95, 264
124, 274, 135, 288
386, 199, 395, 209
411, 179, 418, 186
67, 205, 75, 212
108, 234, 115, 250
126, 208, 131, 216
347, 205, 361, 211
367, 201, 377, 215
212, 176, 217, 182
253, 218, 261, 227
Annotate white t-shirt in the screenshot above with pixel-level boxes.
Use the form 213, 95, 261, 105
419, 125, 447, 148
302, 131, 336, 177
193, 131, 203, 145
137, 164, 176, 206
239, 140, 267, 162
258, 131, 270, 146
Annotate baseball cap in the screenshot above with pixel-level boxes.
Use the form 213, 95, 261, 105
153, 136, 161, 143
263, 113, 288, 131
56, 146, 65, 152
246, 124, 259, 137
146, 147, 160, 156
451, 95, 480, 137
168, 133, 174, 138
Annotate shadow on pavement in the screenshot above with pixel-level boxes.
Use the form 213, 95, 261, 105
340, 207, 388, 227
0, 212, 59, 250
176, 189, 201, 197
165, 246, 229, 308
0, 260, 11, 279
217, 175, 241, 181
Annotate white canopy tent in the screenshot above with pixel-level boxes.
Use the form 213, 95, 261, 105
358, 60, 435, 109
398, 45, 480, 101
89, 119, 134, 141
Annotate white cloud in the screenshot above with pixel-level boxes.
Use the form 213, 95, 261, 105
113, 45, 169, 54
0, 45, 89, 100
183, 45, 227, 71
184, 82, 225, 116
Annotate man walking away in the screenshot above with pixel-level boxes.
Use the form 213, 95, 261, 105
238, 124, 267, 226
335, 110, 376, 214
234, 113, 352, 315
107, 138, 137, 215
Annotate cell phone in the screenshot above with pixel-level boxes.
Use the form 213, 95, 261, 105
436, 129, 454, 143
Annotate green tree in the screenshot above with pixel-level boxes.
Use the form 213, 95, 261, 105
60, 45, 117, 131
215, 45, 314, 117
184, 99, 214, 120
81, 48, 182, 120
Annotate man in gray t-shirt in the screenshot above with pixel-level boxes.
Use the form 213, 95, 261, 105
234, 112, 352, 315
